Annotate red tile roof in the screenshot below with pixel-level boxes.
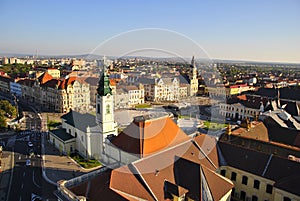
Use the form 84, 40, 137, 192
237, 94, 247, 101
58, 76, 86, 90
112, 116, 190, 157
231, 121, 269, 142
202, 165, 234, 200
110, 79, 117, 86
110, 137, 233, 201
110, 166, 154, 201
37, 72, 53, 84
69, 170, 128, 201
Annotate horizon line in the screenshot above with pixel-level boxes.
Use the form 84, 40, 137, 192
0, 52, 300, 65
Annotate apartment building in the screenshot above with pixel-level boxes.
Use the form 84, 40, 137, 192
0, 75, 12, 93
218, 141, 300, 201
140, 77, 179, 102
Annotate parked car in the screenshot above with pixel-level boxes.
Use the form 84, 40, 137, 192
28, 141, 33, 147
26, 159, 31, 167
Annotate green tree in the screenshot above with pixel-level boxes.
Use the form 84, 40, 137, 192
0, 100, 17, 117
0, 115, 6, 128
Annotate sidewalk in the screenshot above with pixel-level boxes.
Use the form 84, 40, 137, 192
41, 134, 102, 185
0, 150, 13, 201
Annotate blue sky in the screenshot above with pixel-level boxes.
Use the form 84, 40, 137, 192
0, 0, 299, 62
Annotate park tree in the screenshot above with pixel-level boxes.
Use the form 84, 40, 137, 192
0, 100, 17, 117
0, 115, 6, 128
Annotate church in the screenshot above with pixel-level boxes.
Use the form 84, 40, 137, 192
48, 70, 117, 160
49, 68, 197, 166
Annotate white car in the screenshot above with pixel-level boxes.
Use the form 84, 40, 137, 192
28, 142, 33, 147
26, 159, 31, 167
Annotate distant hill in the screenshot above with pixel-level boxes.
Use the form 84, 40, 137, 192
0, 52, 299, 65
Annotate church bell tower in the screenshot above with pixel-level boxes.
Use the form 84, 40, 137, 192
96, 68, 117, 162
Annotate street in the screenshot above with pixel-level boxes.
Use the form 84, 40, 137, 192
6, 129, 56, 201
0, 92, 57, 201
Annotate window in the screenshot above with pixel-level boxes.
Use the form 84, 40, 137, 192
69, 129, 71, 134
220, 169, 226, 176
231, 172, 237, 181
231, 188, 235, 197
266, 184, 273, 194
240, 191, 246, 201
242, 176, 248, 185
253, 180, 260, 189
81, 136, 84, 142
75, 132, 77, 138
252, 195, 258, 201
283, 197, 291, 201
97, 104, 100, 114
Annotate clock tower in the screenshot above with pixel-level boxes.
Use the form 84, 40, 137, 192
96, 69, 117, 162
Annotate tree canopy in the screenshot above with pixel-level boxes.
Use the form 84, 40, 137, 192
0, 100, 17, 129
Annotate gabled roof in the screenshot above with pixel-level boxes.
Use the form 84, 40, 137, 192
218, 141, 300, 196
110, 166, 154, 201
137, 77, 156, 85
110, 136, 233, 201
178, 74, 191, 84
256, 87, 300, 101
61, 111, 98, 132
201, 164, 234, 200
41, 79, 60, 88
112, 115, 190, 157
218, 141, 270, 176
37, 72, 53, 84
230, 121, 269, 142
50, 128, 75, 142
69, 170, 128, 201
283, 101, 300, 116
58, 76, 86, 90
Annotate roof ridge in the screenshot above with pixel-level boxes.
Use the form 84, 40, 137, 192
128, 163, 158, 201
193, 139, 218, 170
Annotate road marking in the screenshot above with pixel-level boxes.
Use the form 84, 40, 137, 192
19, 196, 22, 201
23, 172, 25, 177
32, 170, 42, 189
21, 183, 24, 189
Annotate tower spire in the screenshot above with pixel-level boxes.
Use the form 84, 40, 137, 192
97, 69, 112, 96
191, 55, 196, 68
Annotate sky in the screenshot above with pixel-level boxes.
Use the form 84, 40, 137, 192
0, 0, 299, 63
